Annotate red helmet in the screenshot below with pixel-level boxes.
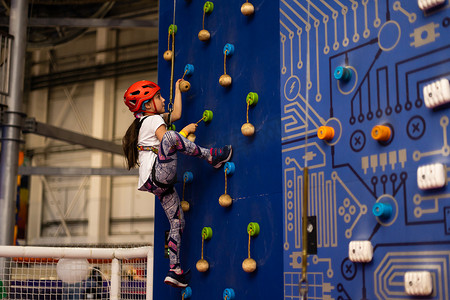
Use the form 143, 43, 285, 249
123, 80, 160, 113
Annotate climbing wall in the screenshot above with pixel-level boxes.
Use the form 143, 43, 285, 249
155, 1, 283, 299
281, 0, 450, 299
156, 0, 450, 299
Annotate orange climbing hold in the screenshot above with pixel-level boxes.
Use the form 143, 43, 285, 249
317, 126, 335, 141
371, 125, 391, 142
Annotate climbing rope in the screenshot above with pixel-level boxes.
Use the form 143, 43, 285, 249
247, 230, 252, 259
223, 50, 228, 75
224, 167, 228, 194
181, 69, 188, 81
299, 167, 309, 299
168, 0, 177, 128
246, 101, 250, 124
195, 116, 205, 125
168, 29, 175, 126
202, 8, 206, 31
200, 234, 205, 260
166, 31, 171, 54
182, 176, 186, 202
299, 1, 311, 299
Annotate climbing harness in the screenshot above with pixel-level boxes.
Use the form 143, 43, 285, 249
137, 145, 158, 155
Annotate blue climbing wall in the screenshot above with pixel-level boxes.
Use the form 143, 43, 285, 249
281, 1, 450, 299
155, 1, 283, 299
156, 0, 450, 299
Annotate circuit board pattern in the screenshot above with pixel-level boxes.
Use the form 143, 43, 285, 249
281, 1, 450, 299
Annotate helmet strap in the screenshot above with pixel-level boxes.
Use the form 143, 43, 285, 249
138, 98, 158, 115
152, 98, 158, 114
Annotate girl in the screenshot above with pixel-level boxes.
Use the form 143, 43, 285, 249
122, 79, 232, 288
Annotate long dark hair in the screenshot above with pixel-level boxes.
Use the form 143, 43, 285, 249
122, 118, 141, 170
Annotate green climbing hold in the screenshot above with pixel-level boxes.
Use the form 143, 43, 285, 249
202, 227, 213, 240
168, 24, 177, 35
204, 2, 214, 13
247, 222, 260, 237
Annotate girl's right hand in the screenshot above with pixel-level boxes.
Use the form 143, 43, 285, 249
175, 79, 182, 92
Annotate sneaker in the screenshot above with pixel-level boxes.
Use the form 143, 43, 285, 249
210, 145, 233, 168
164, 269, 191, 288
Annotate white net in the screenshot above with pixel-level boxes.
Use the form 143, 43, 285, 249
0, 246, 153, 300
119, 259, 148, 300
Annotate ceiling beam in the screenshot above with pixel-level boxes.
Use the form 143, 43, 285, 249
18, 166, 138, 176
29, 55, 158, 90
23, 117, 123, 155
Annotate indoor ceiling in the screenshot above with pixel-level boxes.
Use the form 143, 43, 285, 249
0, 0, 159, 48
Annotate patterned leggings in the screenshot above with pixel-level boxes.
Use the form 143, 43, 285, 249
143, 130, 210, 269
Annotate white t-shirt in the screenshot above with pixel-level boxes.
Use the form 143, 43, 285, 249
137, 115, 166, 190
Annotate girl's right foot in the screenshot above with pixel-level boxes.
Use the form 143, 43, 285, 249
210, 145, 233, 168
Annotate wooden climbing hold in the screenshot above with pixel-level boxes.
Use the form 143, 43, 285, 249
241, 123, 255, 136
180, 80, 191, 92
219, 194, 232, 208
196, 259, 209, 273
242, 257, 257, 273
163, 50, 173, 61
241, 2, 254, 16
181, 201, 190, 212
198, 29, 211, 41
219, 74, 232, 87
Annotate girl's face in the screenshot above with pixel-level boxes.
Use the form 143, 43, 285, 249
145, 92, 165, 114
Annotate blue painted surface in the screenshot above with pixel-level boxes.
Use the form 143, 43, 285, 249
281, 1, 450, 299
157, 1, 450, 299
156, 1, 283, 299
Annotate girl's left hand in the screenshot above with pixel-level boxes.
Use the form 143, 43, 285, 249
184, 123, 198, 134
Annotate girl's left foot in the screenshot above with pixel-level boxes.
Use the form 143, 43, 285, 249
164, 269, 191, 288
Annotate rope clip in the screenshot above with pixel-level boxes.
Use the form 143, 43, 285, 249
299, 278, 308, 300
